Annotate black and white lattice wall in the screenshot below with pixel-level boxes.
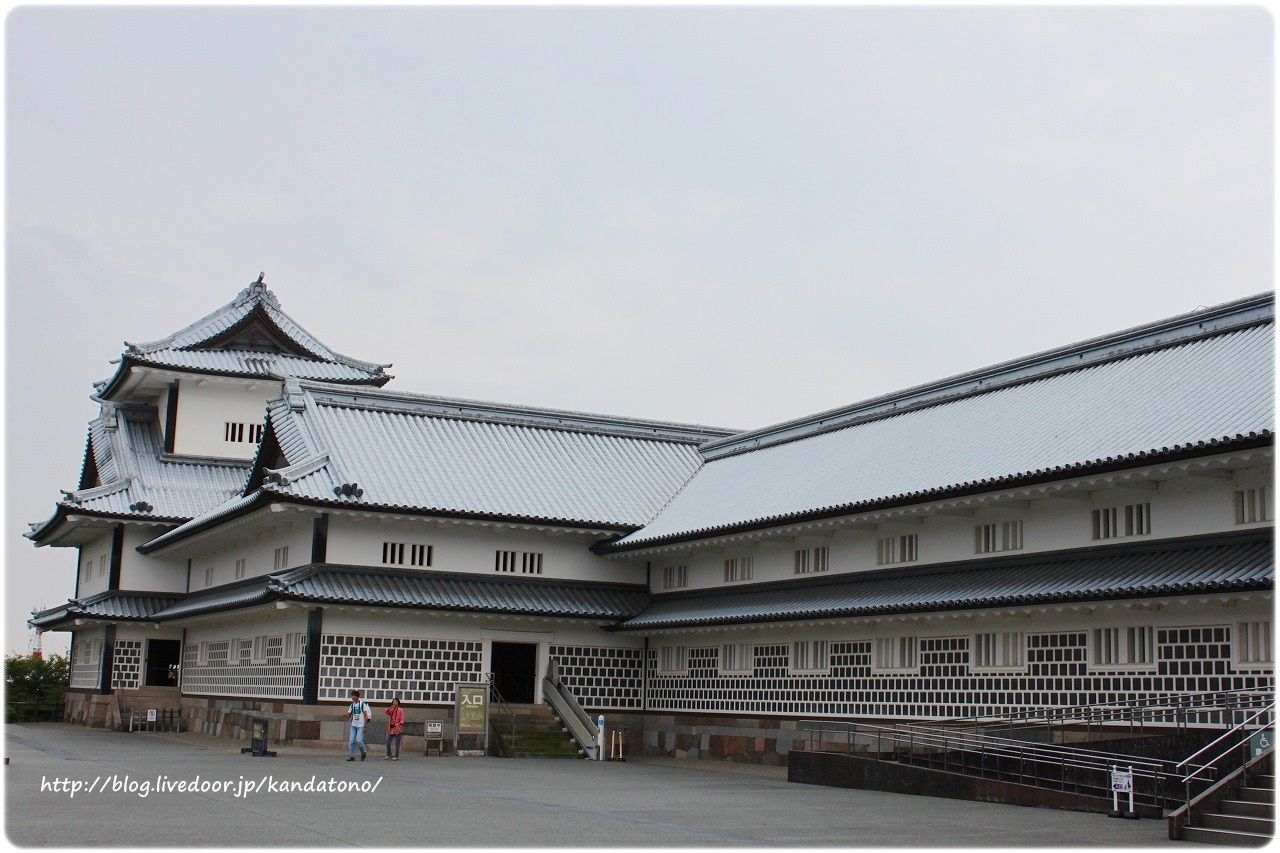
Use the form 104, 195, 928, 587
111, 640, 143, 690
549, 645, 644, 709
318, 634, 483, 703
181, 640, 304, 700
647, 623, 1275, 719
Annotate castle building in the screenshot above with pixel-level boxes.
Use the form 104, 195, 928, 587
28, 279, 1274, 761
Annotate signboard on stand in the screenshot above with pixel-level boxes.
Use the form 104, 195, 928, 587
454, 683, 488, 756
425, 720, 444, 756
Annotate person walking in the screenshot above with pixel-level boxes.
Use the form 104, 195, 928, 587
345, 690, 372, 761
384, 697, 404, 761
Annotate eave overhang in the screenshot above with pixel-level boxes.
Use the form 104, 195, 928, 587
137, 490, 639, 555
96, 354, 390, 403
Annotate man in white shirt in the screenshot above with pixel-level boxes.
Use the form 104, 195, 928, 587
345, 690, 372, 761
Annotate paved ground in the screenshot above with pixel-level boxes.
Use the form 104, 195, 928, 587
5, 724, 1172, 847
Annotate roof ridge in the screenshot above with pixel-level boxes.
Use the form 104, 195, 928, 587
292, 379, 738, 444
701, 291, 1274, 459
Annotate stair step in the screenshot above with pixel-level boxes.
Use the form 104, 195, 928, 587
1202, 813, 1274, 834
1238, 787, 1273, 803
1250, 774, 1276, 788
1220, 800, 1275, 819
1182, 826, 1273, 847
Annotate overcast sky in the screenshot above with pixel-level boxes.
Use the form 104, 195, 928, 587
5, 7, 1273, 656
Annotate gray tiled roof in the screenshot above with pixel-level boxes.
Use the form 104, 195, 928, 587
271, 565, 650, 620
608, 294, 1275, 551
146, 579, 275, 621
27, 406, 249, 540
616, 533, 1274, 630
98, 279, 391, 391
29, 591, 182, 629
142, 382, 737, 551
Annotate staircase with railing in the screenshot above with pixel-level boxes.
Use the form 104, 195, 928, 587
1168, 701, 1275, 845
542, 660, 599, 760
486, 673, 583, 758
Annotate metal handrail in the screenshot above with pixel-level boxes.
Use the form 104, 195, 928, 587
484, 673, 517, 738
1176, 702, 1274, 782
797, 716, 1181, 809
800, 718, 1175, 771
542, 675, 598, 759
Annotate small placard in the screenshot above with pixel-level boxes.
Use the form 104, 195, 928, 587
1110, 769, 1133, 792
426, 721, 443, 736
146, 709, 157, 723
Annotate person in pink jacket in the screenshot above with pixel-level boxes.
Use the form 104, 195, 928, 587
384, 697, 404, 760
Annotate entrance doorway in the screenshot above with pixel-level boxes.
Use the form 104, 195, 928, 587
145, 640, 181, 687
490, 642, 538, 703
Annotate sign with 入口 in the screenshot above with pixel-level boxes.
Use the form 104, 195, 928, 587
456, 685, 488, 734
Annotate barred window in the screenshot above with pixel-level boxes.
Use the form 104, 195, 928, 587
662, 565, 688, 590
273, 546, 290, 571
1092, 626, 1155, 669
234, 558, 246, 580
98, 555, 107, 578
792, 640, 830, 673
1237, 621, 1273, 665
382, 542, 432, 567
794, 546, 830, 574
720, 642, 753, 675
873, 636, 918, 672
223, 422, 264, 444
1234, 488, 1273, 525
876, 534, 918, 566
974, 521, 1023, 554
204, 566, 215, 587
1092, 503, 1151, 540
283, 632, 306, 663
723, 557, 753, 582
972, 631, 1026, 671
494, 551, 542, 574
658, 646, 688, 675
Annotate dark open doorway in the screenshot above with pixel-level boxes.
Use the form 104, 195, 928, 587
145, 639, 181, 687
490, 642, 538, 703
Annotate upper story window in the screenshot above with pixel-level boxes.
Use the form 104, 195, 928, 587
234, 558, 246, 580
1236, 621, 1273, 667
657, 646, 688, 675
723, 557, 753, 583
661, 565, 688, 590
974, 521, 1023, 555
720, 642, 752, 675
1234, 488, 1273, 525
1092, 503, 1151, 540
203, 566, 215, 586
98, 555, 107, 578
972, 631, 1026, 671
494, 551, 542, 574
873, 636, 919, 673
224, 422, 264, 444
273, 546, 289, 571
382, 542, 432, 567
794, 546, 830, 574
876, 534, 918, 566
1091, 626, 1155, 670
791, 640, 830, 674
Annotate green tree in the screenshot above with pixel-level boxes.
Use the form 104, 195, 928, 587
6, 654, 69, 721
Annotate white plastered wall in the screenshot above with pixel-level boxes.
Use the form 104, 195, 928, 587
74, 531, 113, 598
170, 377, 280, 460
645, 461, 1274, 594
119, 525, 187, 592
324, 515, 645, 585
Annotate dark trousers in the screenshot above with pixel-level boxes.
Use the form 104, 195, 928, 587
386, 732, 402, 757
